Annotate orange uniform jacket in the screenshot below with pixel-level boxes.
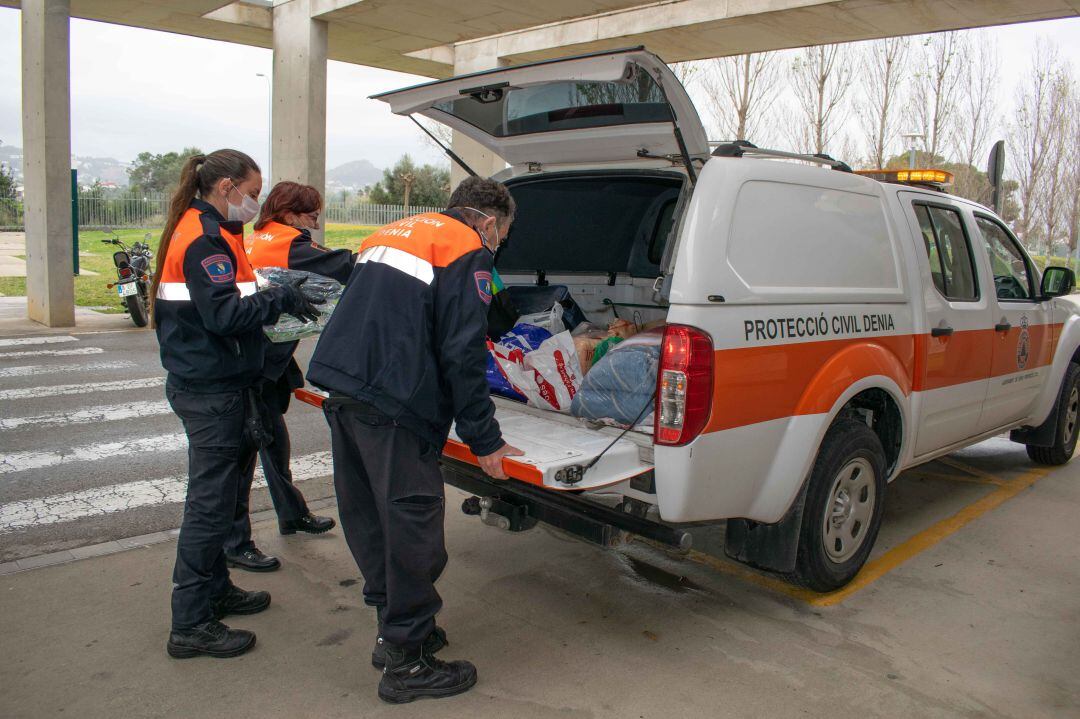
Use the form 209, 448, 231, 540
244, 220, 356, 383
154, 199, 296, 392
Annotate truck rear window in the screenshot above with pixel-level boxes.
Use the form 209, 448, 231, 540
433, 72, 671, 138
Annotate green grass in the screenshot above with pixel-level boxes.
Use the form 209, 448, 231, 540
0, 224, 378, 310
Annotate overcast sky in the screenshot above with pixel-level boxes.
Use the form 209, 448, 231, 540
0, 8, 1077, 173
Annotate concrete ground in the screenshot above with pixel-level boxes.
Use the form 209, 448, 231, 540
2, 437, 1079, 718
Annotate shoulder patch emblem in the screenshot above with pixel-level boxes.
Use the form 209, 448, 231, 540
201, 254, 235, 284
474, 270, 494, 305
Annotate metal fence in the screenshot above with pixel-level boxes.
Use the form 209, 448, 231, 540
0, 195, 438, 230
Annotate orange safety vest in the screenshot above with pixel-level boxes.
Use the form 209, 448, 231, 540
156, 206, 257, 301
244, 221, 300, 270
356, 212, 483, 283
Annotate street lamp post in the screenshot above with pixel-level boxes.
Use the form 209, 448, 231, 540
255, 72, 271, 183
900, 131, 925, 169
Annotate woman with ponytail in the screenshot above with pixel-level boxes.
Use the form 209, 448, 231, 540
222, 182, 354, 555
155, 149, 320, 661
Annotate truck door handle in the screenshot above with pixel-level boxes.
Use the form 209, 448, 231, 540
995, 322, 1012, 332
931, 326, 954, 337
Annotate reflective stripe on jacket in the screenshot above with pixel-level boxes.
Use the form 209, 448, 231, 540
308, 210, 503, 456
153, 199, 296, 393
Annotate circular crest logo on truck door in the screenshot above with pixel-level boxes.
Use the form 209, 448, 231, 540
1017, 314, 1030, 370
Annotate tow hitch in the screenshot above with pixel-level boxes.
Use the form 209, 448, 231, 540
445, 460, 691, 551
461, 496, 537, 532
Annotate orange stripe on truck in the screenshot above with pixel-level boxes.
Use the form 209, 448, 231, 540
704, 325, 1061, 434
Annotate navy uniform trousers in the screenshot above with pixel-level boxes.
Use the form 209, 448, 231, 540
323, 399, 448, 649
224, 374, 309, 555
167, 386, 258, 630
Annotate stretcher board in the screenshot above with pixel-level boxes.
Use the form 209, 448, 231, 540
294, 388, 653, 491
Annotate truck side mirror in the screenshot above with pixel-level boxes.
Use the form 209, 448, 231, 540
1040, 266, 1075, 298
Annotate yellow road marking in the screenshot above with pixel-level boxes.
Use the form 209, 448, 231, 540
936, 456, 1002, 482
679, 466, 1052, 607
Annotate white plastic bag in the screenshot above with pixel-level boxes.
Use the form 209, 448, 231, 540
515, 302, 564, 334
491, 330, 582, 413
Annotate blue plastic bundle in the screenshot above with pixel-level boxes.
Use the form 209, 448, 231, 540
570, 335, 660, 427
486, 323, 553, 401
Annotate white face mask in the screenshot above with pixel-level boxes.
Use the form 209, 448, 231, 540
463, 207, 500, 255
227, 182, 261, 224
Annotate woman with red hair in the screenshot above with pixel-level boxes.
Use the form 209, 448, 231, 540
225, 181, 356, 573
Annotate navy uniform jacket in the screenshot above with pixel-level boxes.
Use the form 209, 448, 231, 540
307, 209, 503, 456
154, 199, 297, 393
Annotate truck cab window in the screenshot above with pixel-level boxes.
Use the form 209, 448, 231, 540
974, 216, 1035, 301
913, 204, 978, 301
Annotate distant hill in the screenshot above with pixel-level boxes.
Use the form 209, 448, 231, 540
0, 144, 130, 187
327, 159, 382, 190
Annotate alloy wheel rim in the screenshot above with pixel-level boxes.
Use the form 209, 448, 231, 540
822, 457, 876, 564
1065, 386, 1079, 444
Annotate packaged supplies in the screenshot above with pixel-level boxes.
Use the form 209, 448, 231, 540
591, 335, 624, 364
255, 267, 343, 343
571, 330, 662, 428
504, 284, 587, 331
485, 323, 552, 401
573, 336, 603, 374
516, 302, 565, 334
490, 330, 582, 413
607, 318, 638, 339
486, 353, 526, 401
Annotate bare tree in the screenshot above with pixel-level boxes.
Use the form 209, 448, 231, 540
1009, 40, 1065, 247
909, 32, 965, 160
1037, 73, 1074, 255
950, 33, 1001, 203
856, 37, 909, 169
702, 52, 781, 143
788, 44, 855, 155
1066, 92, 1080, 257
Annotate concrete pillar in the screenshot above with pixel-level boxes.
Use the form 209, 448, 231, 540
21, 0, 74, 327
450, 41, 507, 189
271, 0, 327, 236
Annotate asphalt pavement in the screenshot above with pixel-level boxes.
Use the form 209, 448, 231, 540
0, 324, 334, 563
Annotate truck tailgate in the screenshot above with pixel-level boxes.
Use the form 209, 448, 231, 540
447, 401, 653, 491
295, 388, 653, 491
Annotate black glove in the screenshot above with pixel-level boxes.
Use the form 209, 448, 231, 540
285, 277, 324, 323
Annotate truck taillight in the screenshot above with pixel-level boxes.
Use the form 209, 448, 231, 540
655, 324, 714, 446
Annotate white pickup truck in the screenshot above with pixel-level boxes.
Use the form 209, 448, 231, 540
343, 47, 1080, 592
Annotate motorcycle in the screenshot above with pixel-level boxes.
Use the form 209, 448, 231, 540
102, 231, 154, 327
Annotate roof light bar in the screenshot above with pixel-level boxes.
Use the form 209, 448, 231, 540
855, 168, 954, 186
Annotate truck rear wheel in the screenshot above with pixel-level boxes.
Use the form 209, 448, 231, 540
791, 418, 886, 592
1026, 363, 1080, 466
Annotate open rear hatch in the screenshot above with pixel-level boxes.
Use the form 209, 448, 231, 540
370, 47, 708, 172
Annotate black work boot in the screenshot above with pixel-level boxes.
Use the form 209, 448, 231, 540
279, 513, 336, 535
372, 625, 448, 669
166, 620, 256, 659
212, 584, 271, 620
377, 644, 477, 704
225, 547, 281, 572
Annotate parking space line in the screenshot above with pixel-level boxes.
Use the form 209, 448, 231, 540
678, 466, 1052, 607
936, 456, 1003, 482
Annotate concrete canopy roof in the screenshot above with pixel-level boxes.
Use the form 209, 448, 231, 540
2, 0, 1078, 78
